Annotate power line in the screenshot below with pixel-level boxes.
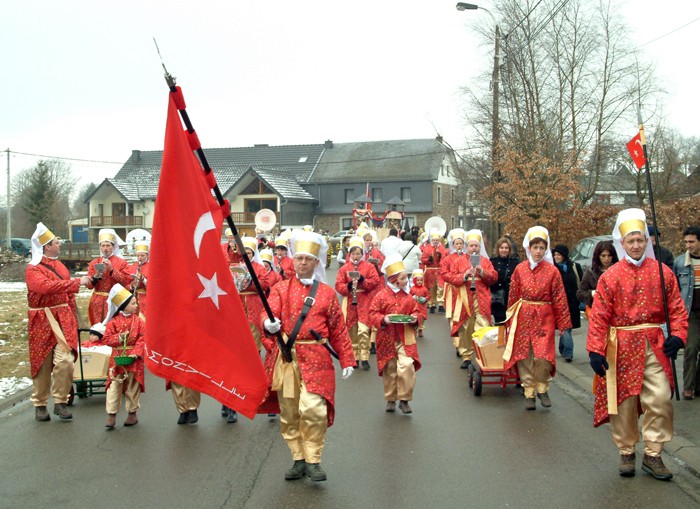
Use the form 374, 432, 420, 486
504, 0, 545, 39
9, 150, 122, 165
637, 15, 700, 48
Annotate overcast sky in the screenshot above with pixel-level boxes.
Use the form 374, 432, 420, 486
1, 0, 698, 196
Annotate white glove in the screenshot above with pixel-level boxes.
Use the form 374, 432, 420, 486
264, 318, 281, 334
341, 367, 354, 380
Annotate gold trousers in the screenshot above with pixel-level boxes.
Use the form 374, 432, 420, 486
609, 341, 673, 457
457, 314, 490, 360
171, 382, 201, 413
31, 344, 73, 406
106, 371, 141, 414
383, 343, 416, 401
349, 322, 371, 361
278, 359, 328, 463
428, 281, 444, 308
517, 347, 552, 398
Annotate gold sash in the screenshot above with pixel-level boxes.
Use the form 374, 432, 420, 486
341, 289, 365, 319
501, 299, 550, 362
272, 334, 328, 399
403, 325, 417, 346
29, 303, 71, 353
444, 284, 454, 319
452, 286, 472, 324
92, 291, 109, 297
599, 323, 662, 415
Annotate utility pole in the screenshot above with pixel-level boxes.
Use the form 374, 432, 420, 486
5, 149, 10, 249
492, 24, 501, 241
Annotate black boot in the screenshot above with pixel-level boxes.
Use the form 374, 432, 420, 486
284, 460, 307, 480
226, 409, 238, 423
177, 412, 188, 425
187, 409, 199, 424
221, 404, 229, 417
306, 462, 327, 482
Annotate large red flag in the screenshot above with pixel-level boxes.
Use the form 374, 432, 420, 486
145, 93, 267, 418
626, 132, 646, 170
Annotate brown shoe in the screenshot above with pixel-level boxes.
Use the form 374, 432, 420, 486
537, 392, 552, 408
642, 454, 673, 481
619, 453, 636, 477
35, 406, 50, 422
682, 390, 695, 400
398, 400, 412, 414
105, 414, 116, 430
386, 401, 396, 412
418, 330, 423, 338
525, 398, 536, 410
124, 412, 138, 426
53, 403, 73, 420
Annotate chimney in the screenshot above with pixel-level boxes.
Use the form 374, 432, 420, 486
324, 140, 333, 149
131, 150, 141, 163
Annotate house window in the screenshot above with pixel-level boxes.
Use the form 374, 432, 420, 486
345, 189, 354, 204
400, 187, 411, 203
244, 198, 277, 213
372, 188, 382, 204
451, 188, 455, 205
243, 178, 274, 195
437, 186, 442, 205
341, 217, 354, 229
97, 204, 104, 217
127, 203, 134, 216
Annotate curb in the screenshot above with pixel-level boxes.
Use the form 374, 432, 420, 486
0, 386, 33, 415
556, 356, 700, 481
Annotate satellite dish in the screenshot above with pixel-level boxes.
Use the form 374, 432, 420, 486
255, 209, 277, 232
142, 207, 150, 215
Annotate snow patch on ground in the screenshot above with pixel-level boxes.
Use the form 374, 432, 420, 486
0, 376, 31, 399
0, 282, 27, 292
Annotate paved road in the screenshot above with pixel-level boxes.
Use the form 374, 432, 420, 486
1, 267, 699, 508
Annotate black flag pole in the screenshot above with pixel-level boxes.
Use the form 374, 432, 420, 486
637, 107, 680, 401
154, 43, 292, 362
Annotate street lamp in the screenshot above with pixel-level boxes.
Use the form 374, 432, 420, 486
456, 2, 501, 239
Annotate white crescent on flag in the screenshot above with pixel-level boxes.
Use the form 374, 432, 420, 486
194, 212, 216, 258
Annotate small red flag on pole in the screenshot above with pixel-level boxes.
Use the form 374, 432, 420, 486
626, 132, 645, 170
145, 93, 267, 418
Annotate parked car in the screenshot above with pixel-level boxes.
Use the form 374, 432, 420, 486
570, 235, 613, 271
1, 237, 32, 257
328, 230, 352, 251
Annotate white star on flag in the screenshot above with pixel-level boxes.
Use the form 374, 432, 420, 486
197, 272, 227, 309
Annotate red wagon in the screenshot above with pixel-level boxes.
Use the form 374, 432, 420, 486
467, 327, 520, 396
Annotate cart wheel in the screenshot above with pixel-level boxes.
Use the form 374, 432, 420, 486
67, 385, 75, 406
467, 364, 474, 388
74, 381, 87, 399
473, 370, 482, 396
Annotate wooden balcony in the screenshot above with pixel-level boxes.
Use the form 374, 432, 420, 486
230, 212, 274, 224
90, 216, 144, 227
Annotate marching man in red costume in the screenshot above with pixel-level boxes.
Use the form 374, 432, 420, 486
259, 248, 282, 290
26, 222, 92, 421
222, 227, 244, 265
441, 229, 498, 369
503, 226, 571, 410
100, 284, 146, 430
587, 208, 687, 480
370, 254, 422, 414
274, 236, 296, 280
410, 268, 431, 338
86, 229, 133, 325
130, 241, 150, 319
335, 236, 381, 369
420, 229, 447, 313
261, 231, 355, 482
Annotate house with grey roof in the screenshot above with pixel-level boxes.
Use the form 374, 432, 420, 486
85, 138, 460, 242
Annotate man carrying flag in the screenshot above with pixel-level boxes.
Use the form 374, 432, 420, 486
146, 86, 268, 421
261, 231, 355, 482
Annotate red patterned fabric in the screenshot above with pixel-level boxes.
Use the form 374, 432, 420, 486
410, 284, 431, 321
101, 313, 146, 391
363, 247, 385, 304
420, 243, 447, 289
238, 261, 273, 330
129, 260, 150, 316
440, 254, 497, 335
335, 259, 381, 329
86, 255, 133, 325
504, 261, 571, 373
587, 258, 687, 427
26, 258, 81, 377
263, 266, 282, 290
275, 256, 296, 280
369, 287, 422, 376
259, 278, 355, 425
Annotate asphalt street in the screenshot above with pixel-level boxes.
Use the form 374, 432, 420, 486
1, 266, 699, 508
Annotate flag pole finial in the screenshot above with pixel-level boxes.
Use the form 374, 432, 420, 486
153, 38, 176, 88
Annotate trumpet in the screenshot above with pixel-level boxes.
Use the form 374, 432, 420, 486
349, 260, 360, 306
277, 254, 285, 278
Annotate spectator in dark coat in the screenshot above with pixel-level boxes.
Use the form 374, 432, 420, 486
551, 244, 583, 362
490, 237, 520, 323
647, 225, 674, 269
576, 240, 618, 308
